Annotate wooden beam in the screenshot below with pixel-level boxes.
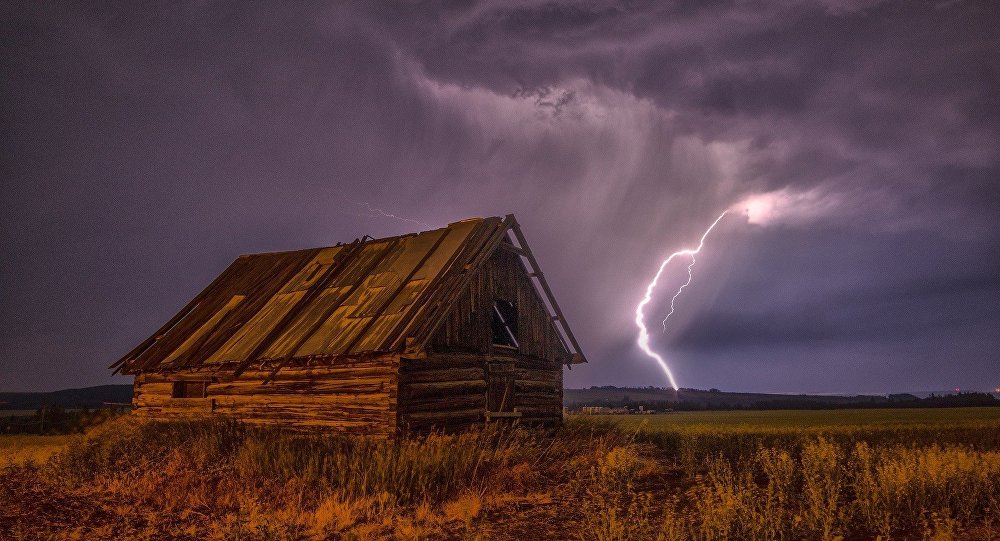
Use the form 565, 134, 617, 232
484, 411, 522, 420
498, 243, 525, 256
505, 215, 588, 365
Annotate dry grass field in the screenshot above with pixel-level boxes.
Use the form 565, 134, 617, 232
0, 434, 77, 468
1, 408, 998, 540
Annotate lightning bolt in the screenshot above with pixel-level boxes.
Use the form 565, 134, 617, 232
662, 254, 698, 332
348, 201, 434, 229
635, 211, 728, 390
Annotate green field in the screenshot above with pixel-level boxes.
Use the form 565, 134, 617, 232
588, 406, 1000, 429
582, 407, 1000, 466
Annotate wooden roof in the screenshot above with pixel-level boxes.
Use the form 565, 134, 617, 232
112, 216, 586, 377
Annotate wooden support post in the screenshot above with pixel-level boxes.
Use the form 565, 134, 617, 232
498, 243, 525, 256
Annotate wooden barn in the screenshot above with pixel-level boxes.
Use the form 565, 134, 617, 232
111, 215, 586, 435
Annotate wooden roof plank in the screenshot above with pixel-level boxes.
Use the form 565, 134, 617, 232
168, 249, 321, 370
257, 238, 403, 380
230, 241, 374, 378
342, 227, 452, 356
109, 256, 244, 374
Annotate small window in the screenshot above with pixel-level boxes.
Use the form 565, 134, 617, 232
171, 381, 207, 398
491, 299, 519, 348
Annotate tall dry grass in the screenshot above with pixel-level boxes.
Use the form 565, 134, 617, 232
47, 417, 527, 504
580, 436, 1000, 540
4, 413, 1000, 539
3, 416, 632, 539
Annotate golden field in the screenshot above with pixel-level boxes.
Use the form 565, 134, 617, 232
1, 408, 998, 540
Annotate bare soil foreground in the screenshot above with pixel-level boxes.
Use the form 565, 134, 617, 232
2, 409, 999, 540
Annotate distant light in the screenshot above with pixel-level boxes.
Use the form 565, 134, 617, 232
954, 387, 960, 393
995, 387, 1000, 393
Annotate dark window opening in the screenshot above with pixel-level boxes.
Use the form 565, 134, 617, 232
491, 299, 519, 348
171, 381, 207, 399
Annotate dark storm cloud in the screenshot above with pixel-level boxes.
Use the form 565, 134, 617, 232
1, 1, 997, 392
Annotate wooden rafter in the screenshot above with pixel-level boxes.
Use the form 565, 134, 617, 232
505, 214, 588, 365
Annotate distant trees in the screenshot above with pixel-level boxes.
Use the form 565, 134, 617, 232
566, 389, 1000, 412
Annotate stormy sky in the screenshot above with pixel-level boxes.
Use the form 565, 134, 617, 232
2, 1, 998, 393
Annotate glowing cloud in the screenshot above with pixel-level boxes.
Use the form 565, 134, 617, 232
730, 187, 840, 226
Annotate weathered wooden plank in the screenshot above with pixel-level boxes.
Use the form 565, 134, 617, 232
133, 398, 214, 410
398, 368, 485, 384
402, 408, 485, 422
514, 368, 561, 383
241, 418, 392, 433
401, 381, 486, 399
215, 407, 391, 423
137, 362, 397, 384
136, 391, 391, 409
400, 355, 483, 371
398, 394, 485, 413
514, 381, 562, 398
132, 409, 213, 418
134, 382, 174, 396
213, 393, 391, 406
210, 379, 390, 396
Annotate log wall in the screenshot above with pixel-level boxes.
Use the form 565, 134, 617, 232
509, 353, 564, 425
398, 353, 486, 432
397, 352, 563, 431
131, 355, 398, 436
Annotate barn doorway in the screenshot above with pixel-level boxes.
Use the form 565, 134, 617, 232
486, 361, 521, 420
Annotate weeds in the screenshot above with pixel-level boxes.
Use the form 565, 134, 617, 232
3, 412, 1000, 539
578, 434, 1000, 540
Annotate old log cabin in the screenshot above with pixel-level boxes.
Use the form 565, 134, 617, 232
111, 215, 586, 435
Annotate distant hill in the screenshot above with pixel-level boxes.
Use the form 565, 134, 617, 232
0, 385, 132, 410
2, 384, 995, 412
565, 387, 1000, 410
